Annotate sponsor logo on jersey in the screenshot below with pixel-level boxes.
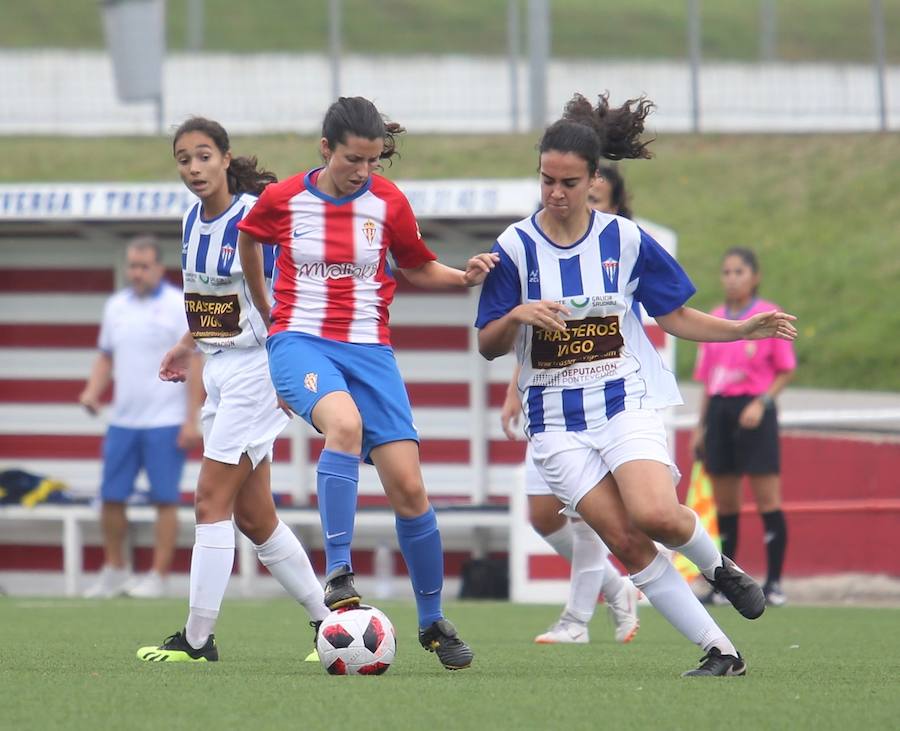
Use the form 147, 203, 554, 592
304, 372, 318, 393
531, 361, 620, 387
193, 274, 231, 287
528, 269, 540, 284
531, 315, 623, 370
591, 294, 618, 307
362, 219, 377, 244
295, 261, 378, 280
292, 226, 316, 239
184, 293, 241, 339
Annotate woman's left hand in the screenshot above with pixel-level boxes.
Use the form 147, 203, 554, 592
177, 420, 203, 451
739, 310, 798, 341
463, 253, 500, 287
738, 399, 765, 429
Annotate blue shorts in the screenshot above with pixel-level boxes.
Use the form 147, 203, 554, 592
266, 331, 418, 463
100, 425, 186, 504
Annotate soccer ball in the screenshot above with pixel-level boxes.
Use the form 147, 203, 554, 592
316, 605, 397, 675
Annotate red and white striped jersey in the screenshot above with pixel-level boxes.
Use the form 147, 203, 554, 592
237, 169, 436, 345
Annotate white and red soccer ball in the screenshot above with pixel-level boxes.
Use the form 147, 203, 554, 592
316, 605, 397, 675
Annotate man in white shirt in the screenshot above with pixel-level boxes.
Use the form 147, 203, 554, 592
79, 236, 203, 598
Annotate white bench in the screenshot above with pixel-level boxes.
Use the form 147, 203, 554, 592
0, 502, 510, 597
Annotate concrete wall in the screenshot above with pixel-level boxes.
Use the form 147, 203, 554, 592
2, 51, 898, 135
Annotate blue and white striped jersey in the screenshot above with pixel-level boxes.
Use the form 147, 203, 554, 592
476, 210, 695, 435
181, 193, 276, 354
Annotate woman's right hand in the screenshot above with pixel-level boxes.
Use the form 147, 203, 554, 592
258, 304, 272, 329
501, 390, 522, 441
691, 425, 705, 460
78, 390, 101, 416
159, 343, 196, 382
513, 301, 570, 332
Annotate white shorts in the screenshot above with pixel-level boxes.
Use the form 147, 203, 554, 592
528, 409, 680, 513
201, 346, 289, 469
524, 443, 554, 497
524, 443, 577, 517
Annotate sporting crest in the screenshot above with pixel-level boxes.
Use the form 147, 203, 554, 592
304, 372, 318, 393
362, 219, 377, 245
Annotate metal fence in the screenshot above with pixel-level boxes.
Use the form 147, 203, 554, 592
0, 0, 896, 134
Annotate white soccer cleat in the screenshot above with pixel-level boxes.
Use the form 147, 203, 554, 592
534, 619, 589, 644
606, 580, 640, 644
764, 582, 787, 607
126, 571, 165, 599
83, 566, 131, 599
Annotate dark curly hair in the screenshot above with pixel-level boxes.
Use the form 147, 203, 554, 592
173, 116, 277, 196
321, 96, 404, 162
539, 92, 655, 176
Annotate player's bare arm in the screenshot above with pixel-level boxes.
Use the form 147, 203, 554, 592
501, 363, 523, 440
79, 351, 113, 415
159, 330, 198, 383
656, 306, 797, 343
478, 301, 570, 360
177, 350, 205, 450
400, 253, 499, 289
237, 230, 271, 324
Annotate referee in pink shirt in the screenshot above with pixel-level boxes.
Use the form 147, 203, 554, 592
692, 247, 796, 607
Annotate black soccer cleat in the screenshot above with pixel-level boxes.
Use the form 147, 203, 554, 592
136, 629, 218, 662
323, 564, 361, 610
707, 557, 766, 620
418, 618, 474, 670
682, 647, 747, 677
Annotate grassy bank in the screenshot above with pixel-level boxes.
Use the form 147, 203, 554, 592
3, 0, 899, 62
2, 131, 897, 390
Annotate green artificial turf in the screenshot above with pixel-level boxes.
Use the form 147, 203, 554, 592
1, 598, 897, 730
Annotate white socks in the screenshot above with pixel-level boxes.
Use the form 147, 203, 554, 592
631, 552, 737, 657
666, 510, 722, 580
563, 521, 609, 624
541, 522, 574, 561
185, 520, 235, 649
254, 520, 328, 622
542, 520, 630, 626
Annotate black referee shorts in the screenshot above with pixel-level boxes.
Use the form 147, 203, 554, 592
703, 395, 781, 476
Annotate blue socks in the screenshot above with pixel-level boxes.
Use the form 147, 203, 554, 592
396, 506, 444, 628
316, 449, 359, 575
318, 450, 444, 628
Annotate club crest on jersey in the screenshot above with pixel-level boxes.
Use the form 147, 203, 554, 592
603, 258, 619, 284
220, 242, 235, 266
362, 219, 377, 244
304, 372, 318, 393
